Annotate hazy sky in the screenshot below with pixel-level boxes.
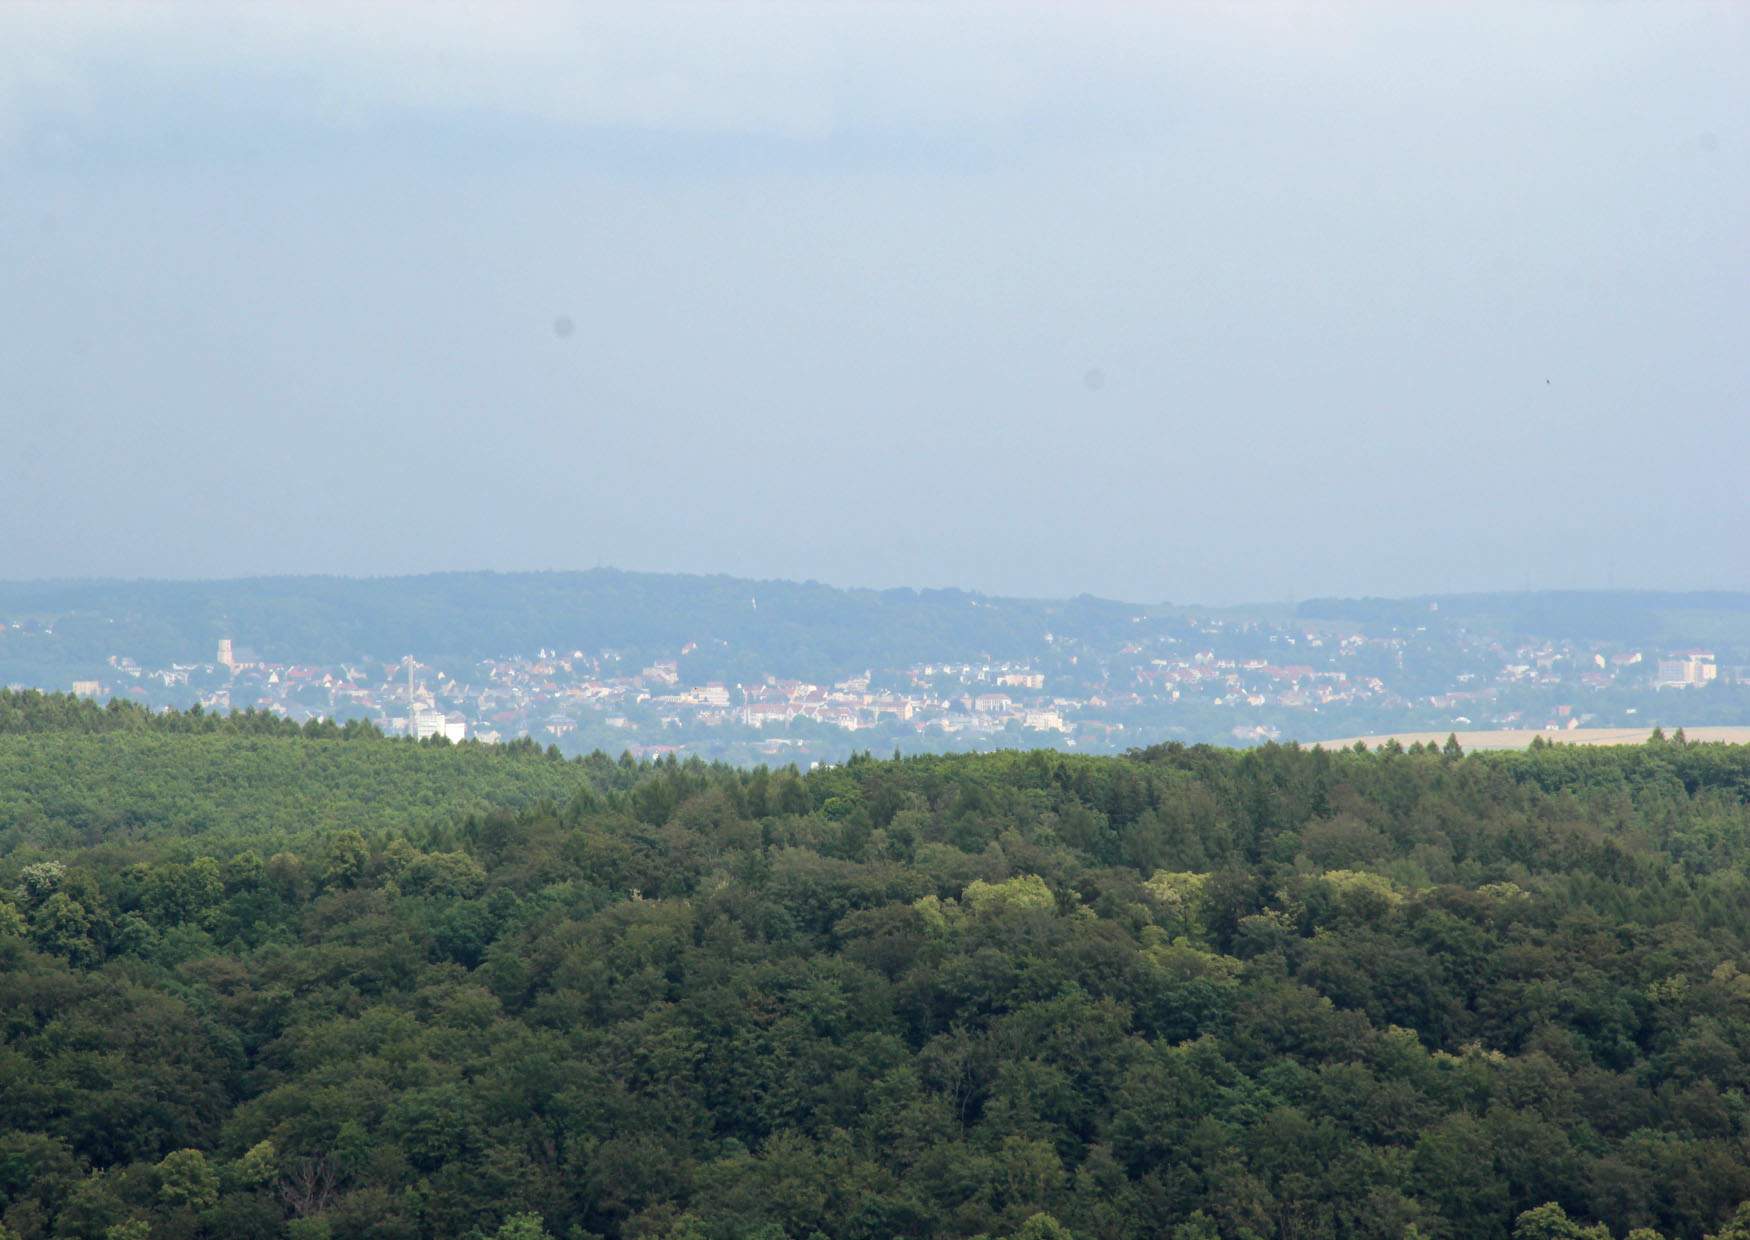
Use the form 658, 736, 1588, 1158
1, 3, 1745, 603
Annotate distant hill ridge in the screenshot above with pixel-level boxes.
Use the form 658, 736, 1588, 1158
0, 569, 1155, 684
1297, 589, 1750, 642
4, 571, 1748, 686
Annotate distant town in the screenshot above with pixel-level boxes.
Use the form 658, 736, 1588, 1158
36, 606, 1750, 764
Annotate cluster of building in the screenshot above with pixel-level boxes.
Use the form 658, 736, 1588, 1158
36, 619, 1748, 759
75, 642, 474, 743
1655, 652, 1719, 688
475, 655, 1074, 747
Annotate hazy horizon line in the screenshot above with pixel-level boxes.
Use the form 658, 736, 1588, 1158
3, 565, 1745, 613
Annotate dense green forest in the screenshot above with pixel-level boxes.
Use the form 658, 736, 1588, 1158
0, 690, 588, 848
6, 692, 1750, 1239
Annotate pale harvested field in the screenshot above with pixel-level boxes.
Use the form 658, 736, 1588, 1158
1302, 726, 1750, 751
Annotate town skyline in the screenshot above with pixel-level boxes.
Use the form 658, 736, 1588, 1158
43, 603, 1750, 767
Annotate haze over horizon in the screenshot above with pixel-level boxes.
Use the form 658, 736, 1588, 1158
5, 566, 1750, 619
3, 3, 1746, 604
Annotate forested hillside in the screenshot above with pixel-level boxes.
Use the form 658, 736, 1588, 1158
6, 707, 1750, 1239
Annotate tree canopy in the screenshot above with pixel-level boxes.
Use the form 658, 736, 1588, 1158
6, 717, 1750, 1237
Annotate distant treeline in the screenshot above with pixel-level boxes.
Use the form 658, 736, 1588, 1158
0, 688, 389, 740
0, 686, 580, 755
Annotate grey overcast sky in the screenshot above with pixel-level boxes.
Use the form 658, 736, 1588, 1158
0, 3, 1745, 603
